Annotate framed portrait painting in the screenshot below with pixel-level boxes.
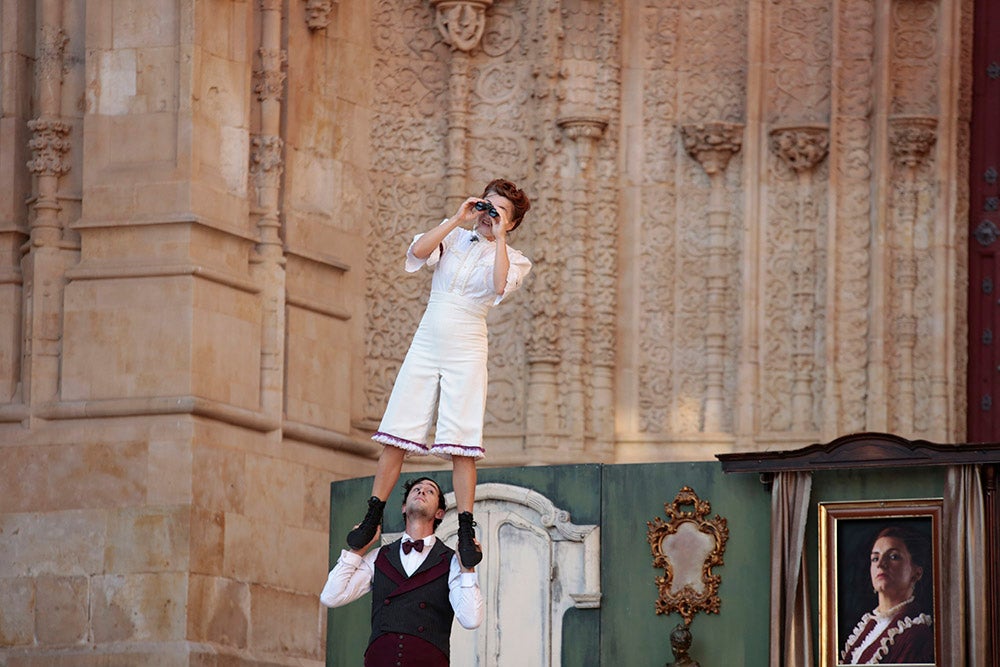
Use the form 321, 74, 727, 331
819, 499, 942, 667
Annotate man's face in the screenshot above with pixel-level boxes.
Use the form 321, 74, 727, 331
403, 479, 444, 521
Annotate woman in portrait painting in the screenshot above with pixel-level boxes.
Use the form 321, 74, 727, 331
840, 525, 934, 664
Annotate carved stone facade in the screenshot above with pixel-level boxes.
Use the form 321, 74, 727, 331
0, 0, 973, 664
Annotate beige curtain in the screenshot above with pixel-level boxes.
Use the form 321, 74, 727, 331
770, 471, 813, 667
941, 465, 987, 667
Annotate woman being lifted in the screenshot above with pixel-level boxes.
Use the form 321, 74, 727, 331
347, 179, 532, 568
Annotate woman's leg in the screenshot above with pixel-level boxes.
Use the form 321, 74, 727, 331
453, 456, 482, 568
452, 455, 477, 512
372, 446, 406, 500
346, 446, 406, 550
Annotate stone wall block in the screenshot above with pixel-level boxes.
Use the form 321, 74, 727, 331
192, 445, 246, 516
35, 575, 88, 646
0, 653, 190, 667
62, 276, 195, 401
76, 224, 247, 274
303, 466, 333, 533
248, 585, 322, 659
189, 507, 225, 576
0, 577, 35, 646
112, 0, 179, 49
106, 112, 181, 165
1, 115, 32, 223
188, 224, 254, 275
135, 47, 181, 115
191, 48, 251, 215
222, 513, 279, 587
117, 180, 192, 221
187, 573, 249, 648
147, 439, 193, 505
274, 524, 328, 594
285, 151, 339, 218
191, 279, 261, 410
90, 572, 187, 643
77, 181, 138, 222
103, 506, 191, 574
244, 455, 305, 527
0, 510, 106, 577
284, 306, 352, 432
0, 442, 145, 513
0, 278, 23, 402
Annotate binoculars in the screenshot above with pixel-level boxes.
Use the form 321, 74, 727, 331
474, 201, 500, 218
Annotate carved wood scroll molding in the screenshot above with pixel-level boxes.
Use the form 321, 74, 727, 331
647, 486, 729, 627
716, 431, 1000, 474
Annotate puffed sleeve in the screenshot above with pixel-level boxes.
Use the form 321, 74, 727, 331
404, 220, 455, 273
494, 248, 532, 305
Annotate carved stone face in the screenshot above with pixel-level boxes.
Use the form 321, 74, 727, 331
305, 0, 333, 29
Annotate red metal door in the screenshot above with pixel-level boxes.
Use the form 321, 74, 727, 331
969, 0, 1000, 442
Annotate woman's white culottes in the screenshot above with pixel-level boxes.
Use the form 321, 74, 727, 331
373, 292, 488, 460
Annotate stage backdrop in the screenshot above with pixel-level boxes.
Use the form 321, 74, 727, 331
325, 462, 946, 665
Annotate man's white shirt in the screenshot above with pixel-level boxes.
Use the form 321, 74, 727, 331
319, 532, 484, 629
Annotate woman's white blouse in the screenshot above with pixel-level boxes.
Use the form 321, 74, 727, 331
405, 224, 532, 306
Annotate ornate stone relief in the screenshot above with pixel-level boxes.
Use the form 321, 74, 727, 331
889, 0, 939, 116
770, 125, 829, 174
253, 49, 287, 102
828, 0, 876, 434
27, 119, 72, 177
250, 135, 285, 189
431, 0, 494, 52
364, 0, 459, 426
763, 124, 829, 432
37, 25, 69, 82
766, 1, 831, 122
359, 0, 961, 454
29, 23, 72, 181
889, 116, 937, 169
885, 3, 940, 434
304, 0, 335, 30
636, 5, 680, 435
887, 115, 937, 434
680, 122, 743, 177
680, 122, 743, 433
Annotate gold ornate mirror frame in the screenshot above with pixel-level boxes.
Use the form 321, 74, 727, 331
647, 486, 729, 626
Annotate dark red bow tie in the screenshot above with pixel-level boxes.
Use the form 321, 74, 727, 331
402, 539, 424, 554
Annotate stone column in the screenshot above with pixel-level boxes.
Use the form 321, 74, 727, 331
770, 125, 829, 432
23, 0, 72, 415
888, 116, 936, 434
557, 116, 607, 446
681, 122, 743, 433
251, 0, 288, 423
430, 0, 493, 211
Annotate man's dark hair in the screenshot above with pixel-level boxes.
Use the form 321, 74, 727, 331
402, 476, 447, 529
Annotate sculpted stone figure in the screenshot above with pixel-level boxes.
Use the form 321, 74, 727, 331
304, 0, 333, 29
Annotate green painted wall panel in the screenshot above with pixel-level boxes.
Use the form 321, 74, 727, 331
600, 462, 771, 666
